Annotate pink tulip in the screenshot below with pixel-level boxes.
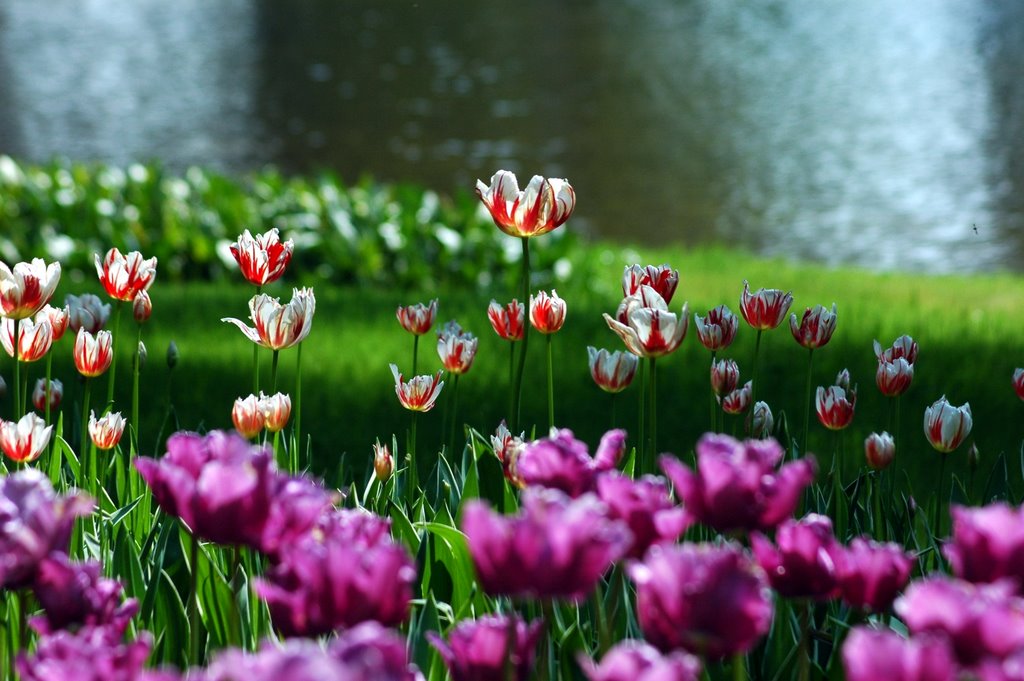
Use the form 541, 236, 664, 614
739, 280, 793, 330
842, 628, 955, 681
475, 170, 575, 238
837, 538, 915, 612
751, 514, 842, 600
944, 503, 1024, 593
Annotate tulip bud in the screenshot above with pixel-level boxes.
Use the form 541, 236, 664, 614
32, 378, 63, 412
137, 341, 147, 369
232, 394, 263, 439
747, 401, 774, 438
166, 341, 178, 369
260, 392, 292, 433
132, 290, 152, 324
88, 411, 126, 451
0, 375, 6, 401
835, 369, 851, 392
710, 358, 740, 397
907, 496, 918, 521
968, 443, 980, 472
864, 432, 895, 471
373, 441, 393, 482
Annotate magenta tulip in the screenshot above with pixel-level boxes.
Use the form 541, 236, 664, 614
944, 503, 1024, 592
597, 472, 689, 559
842, 628, 955, 681
751, 514, 842, 600
427, 614, 542, 681
579, 640, 702, 681
837, 538, 915, 612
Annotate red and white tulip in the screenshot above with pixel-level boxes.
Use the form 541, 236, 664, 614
529, 290, 567, 334
396, 299, 438, 336
1, 318, 53, 362
475, 170, 575, 238
0, 258, 61, 319
437, 328, 479, 375
864, 432, 895, 471
95, 248, 157, 302
1013, 368, 1024, 401
876, 357, 914, 397
816, 385, 857, 431
790, 303, 838, 349
694, 304, 739, 352
873, 335, 919, 365
89, 411, 126, 451
390, 364, 444, 412
32, 378, 63, 413
622, 264, 679, 304
0, 413, 53, 463
73, 328, 114, 378
924, 396, 972, 453
487, 299, 524, 342
223, 288, 316, 350
232, 394, 264, 439
260, 392, 292, 433
721, 381, 752, 415
587, 347, 639, 394
229, 228, 294, 286
35, 304, 70, 342
603, 286, 688, 358
710, 358, 740, 397
740, 280, 794, 331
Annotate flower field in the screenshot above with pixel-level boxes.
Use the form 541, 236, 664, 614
1, 160, 1024, 680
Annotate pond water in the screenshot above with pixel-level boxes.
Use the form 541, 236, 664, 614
0, 0, 1021, 274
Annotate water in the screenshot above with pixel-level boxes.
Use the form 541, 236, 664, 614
0, 0, 1021, 274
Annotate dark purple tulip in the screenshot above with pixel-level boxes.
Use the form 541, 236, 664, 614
895, 577, 1024, 666
0, 470, 92, 589
427, 614, 543, 681
751, 514, 842, 600
628, 542, 773, 659
837, 538, 915, 612
944, 503, 1024, 592
135, 431, 275, 546
596, 472, 688, 559
461, 488, 631, 601
31, 556, 138, 636
842, 628, 956, 681
660, 434, 816, 533
17, 627, 154, 681
517, 428, 626, 497
199, 623, 420, 681
257, 475, 339, 560
974, 652, 1024, 681
578, 640, 702, 681
254, 510, 415, 637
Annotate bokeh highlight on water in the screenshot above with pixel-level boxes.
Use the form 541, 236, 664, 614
0, 0, 1020, 273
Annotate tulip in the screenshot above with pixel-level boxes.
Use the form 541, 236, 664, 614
475, 170, 575, 238
874, 335, 919, 365
373, 441, 393, 482
256, 476, 340, 561
924, 396, 972, 453
790, 303, 838, 348
0, 258, 61, 319
895, 577, 1024, 667
461, 488, 631, 601
739, 280, 794, 331
73, 329, 113, 378
35, 304, 70, 342
0, 412, 53, 463
389, 364, 444, 412
694, 305, 739, 352
596, 472, 689, 559
944, 503, 1024, 592
629, 542, 773, 659
588, 347, 638, 394
437, 327, 479, 375
877, 357, 914, 396
427, 615, 543, 681
1015, 368, 1024, 401
0, 470, 93, 589
487, 299, 525, 342
222, 288, 316, 350
747, 400, 774, 438
529, 289, 567, 334
661, 434, 816, 533
396, 299, 438, 336
94, 248, 157, 302
578, 640, 703, 681
517, 428, 625, 497
842, 628, 956, 681
835, 368, 851, 391
33, 378, 63, 413
254, 512, 416, 637
864, 432, 895, 470
1, 317, 53, 362
229, 228, 294, 286
710, 358, 739, 396
721, 380, 752, 415
135, 431, 276, 546
65, 293, 111, 334
17, 627, 156, 681
751, 514, 843, 600
30, 555, 137, 636
604, 286, 688, 358
0, 375, 6, 401
491, 421, 526, 488
259, 392, 291, 432
837, 538, 915, 612
132, 290, 151, 324
232, 394, 264, 438
166, 340, 179, 368
816, 385, 856, 430
622, 264, 679, 304
89, 411, 126, 451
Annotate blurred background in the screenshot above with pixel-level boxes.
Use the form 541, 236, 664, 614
0, 0, 1021, 273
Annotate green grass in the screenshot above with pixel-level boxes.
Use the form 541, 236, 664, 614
28, 242, 1024, 501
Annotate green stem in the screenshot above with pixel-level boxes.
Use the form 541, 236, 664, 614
252, 284, 262, 395
798, 601, 811, 681
511, 237, 530, 431
709, 350, 717, 434
80, 378, 92, 492
406, 411, 418, 510
508, 340, 515, 423
638, 359, 646, 473
803, 348, 814, 455
873, 472, 885, 541
296, 342, 304, 470
449, 374, 461, 456
540, 600, 555, 681
546, 334, 555, 430
412, 334, 419, 377
106, 302, 123, 409
648, 357, 658, 473
750, 329, 764, 411
733, 653, 746, 681
132, 324, 142, 450
189, 532, 201, 665
271, 350, 280, 393
44, 353, 52, 425
594, 580, 610, 655
934, 452, 947, 540
12, 317, 20, 420
610, 392, 618, 430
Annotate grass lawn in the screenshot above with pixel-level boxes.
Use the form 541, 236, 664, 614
32, 242, 1024, 502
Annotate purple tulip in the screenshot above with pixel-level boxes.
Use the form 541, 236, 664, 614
31, 556, 138, 636
517, 428, 626, 497
17, 627, 155, 681
461, 488, 631, 601
578, 640, 702, 681
135, 431, 275, 546
427, 614, 543, 681
842, 628, 956, 681
257, 475, 339, 560
837, 538, 915, 612
628, 542, 773, 659
198, 623, 420, 681
751, 514, 842, 600
895, 577, 1024, 666
944, 503, 1024, 592
974, 652, 1024, 681
660, 434, 816, 533
254, 510, 415, 637
596, 472, 688, 559
0, 470, 92, 589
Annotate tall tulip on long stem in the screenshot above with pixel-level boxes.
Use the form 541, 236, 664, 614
530, 290, 566, 431
390, 365, 444, 507
739, 281, 794, 411
791, 303, 838, 455
696, 305, 740, 434
437, 324, 478, 455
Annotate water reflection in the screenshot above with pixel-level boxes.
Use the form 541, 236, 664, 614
0, 0, 1020, 273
